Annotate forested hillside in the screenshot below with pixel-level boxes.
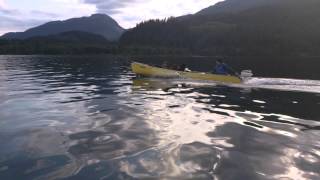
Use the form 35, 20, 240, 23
0, 31, 116, 54
120, 0, 320, 56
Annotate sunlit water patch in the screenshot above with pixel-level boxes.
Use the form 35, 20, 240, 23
0, 55, 319, 180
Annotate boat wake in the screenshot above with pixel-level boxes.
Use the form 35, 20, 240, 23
133, 77, 320, 94
240, 77, 320, 93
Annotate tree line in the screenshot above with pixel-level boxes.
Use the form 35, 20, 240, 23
119, 1, 320, 56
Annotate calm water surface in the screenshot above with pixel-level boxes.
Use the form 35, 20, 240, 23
0, 55, 320, 180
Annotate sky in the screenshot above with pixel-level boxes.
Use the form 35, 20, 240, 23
0, 0, 222, 35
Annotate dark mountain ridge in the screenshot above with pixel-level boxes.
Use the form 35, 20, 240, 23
27, 31, 110, 44
120, 0, 320, 56
1, 14, 125, 41
197, 0, 289, 15
0, 31, 115, 55
197, 0, 319, 15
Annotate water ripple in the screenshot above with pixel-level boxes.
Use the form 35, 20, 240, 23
0, 56, 319, 179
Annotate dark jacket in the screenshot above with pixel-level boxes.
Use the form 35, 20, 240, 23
215, 63, 229, 74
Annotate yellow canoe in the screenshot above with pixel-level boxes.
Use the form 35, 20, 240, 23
131, 62, 242, 84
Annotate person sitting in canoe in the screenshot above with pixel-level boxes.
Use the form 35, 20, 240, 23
214, 60, 237, 76
161, 61, 177, 70
176, 64, 191, 72
161, 61, 169, 68
177, 64, 186, 71
162, 62, 190, 72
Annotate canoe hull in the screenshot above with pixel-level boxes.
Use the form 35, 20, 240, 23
131, 62, 242, 84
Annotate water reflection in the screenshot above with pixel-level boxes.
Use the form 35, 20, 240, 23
128, 78, 320, 179
0, 56, 319, 179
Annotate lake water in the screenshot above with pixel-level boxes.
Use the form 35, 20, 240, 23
0, 55, 320, 180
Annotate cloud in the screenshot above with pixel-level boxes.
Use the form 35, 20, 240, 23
0, 0, 6, 8
0, 0, 93, 35
0, 15, 47, 35
101, 0, 220, 28
0, 0, 220, 35
0, 8, 58, 18
83, 0, 220, 16
0, 7, 21, 16
30, 10, 59, 18
0, 6, 57, 35
83, 0, 143, 14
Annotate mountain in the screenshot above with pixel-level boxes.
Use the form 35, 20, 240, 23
0, 31, 116, 55
197, 0, 319, 15
120, 0, 320, 56
197, 0, 287, 15
1, 14, 125, 41
28, 31, 110, 44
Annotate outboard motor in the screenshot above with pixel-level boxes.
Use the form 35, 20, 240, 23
241, 70, 253, 78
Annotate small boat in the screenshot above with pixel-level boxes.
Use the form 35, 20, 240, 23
131, 62, 242, 84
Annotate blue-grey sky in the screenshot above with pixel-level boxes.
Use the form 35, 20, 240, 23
0, 0, 221, 35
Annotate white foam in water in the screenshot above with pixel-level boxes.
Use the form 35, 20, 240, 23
159, 77, 320, 94
241, 77, 320, 93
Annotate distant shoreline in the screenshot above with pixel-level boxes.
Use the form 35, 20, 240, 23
1, 54, 320, 59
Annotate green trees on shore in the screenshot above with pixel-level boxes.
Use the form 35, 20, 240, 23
119, 1, 320, 56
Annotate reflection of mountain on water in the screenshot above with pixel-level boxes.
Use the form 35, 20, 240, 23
0, 56, 160, 179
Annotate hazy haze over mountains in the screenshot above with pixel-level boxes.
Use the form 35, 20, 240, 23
1, 14, 125, 41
